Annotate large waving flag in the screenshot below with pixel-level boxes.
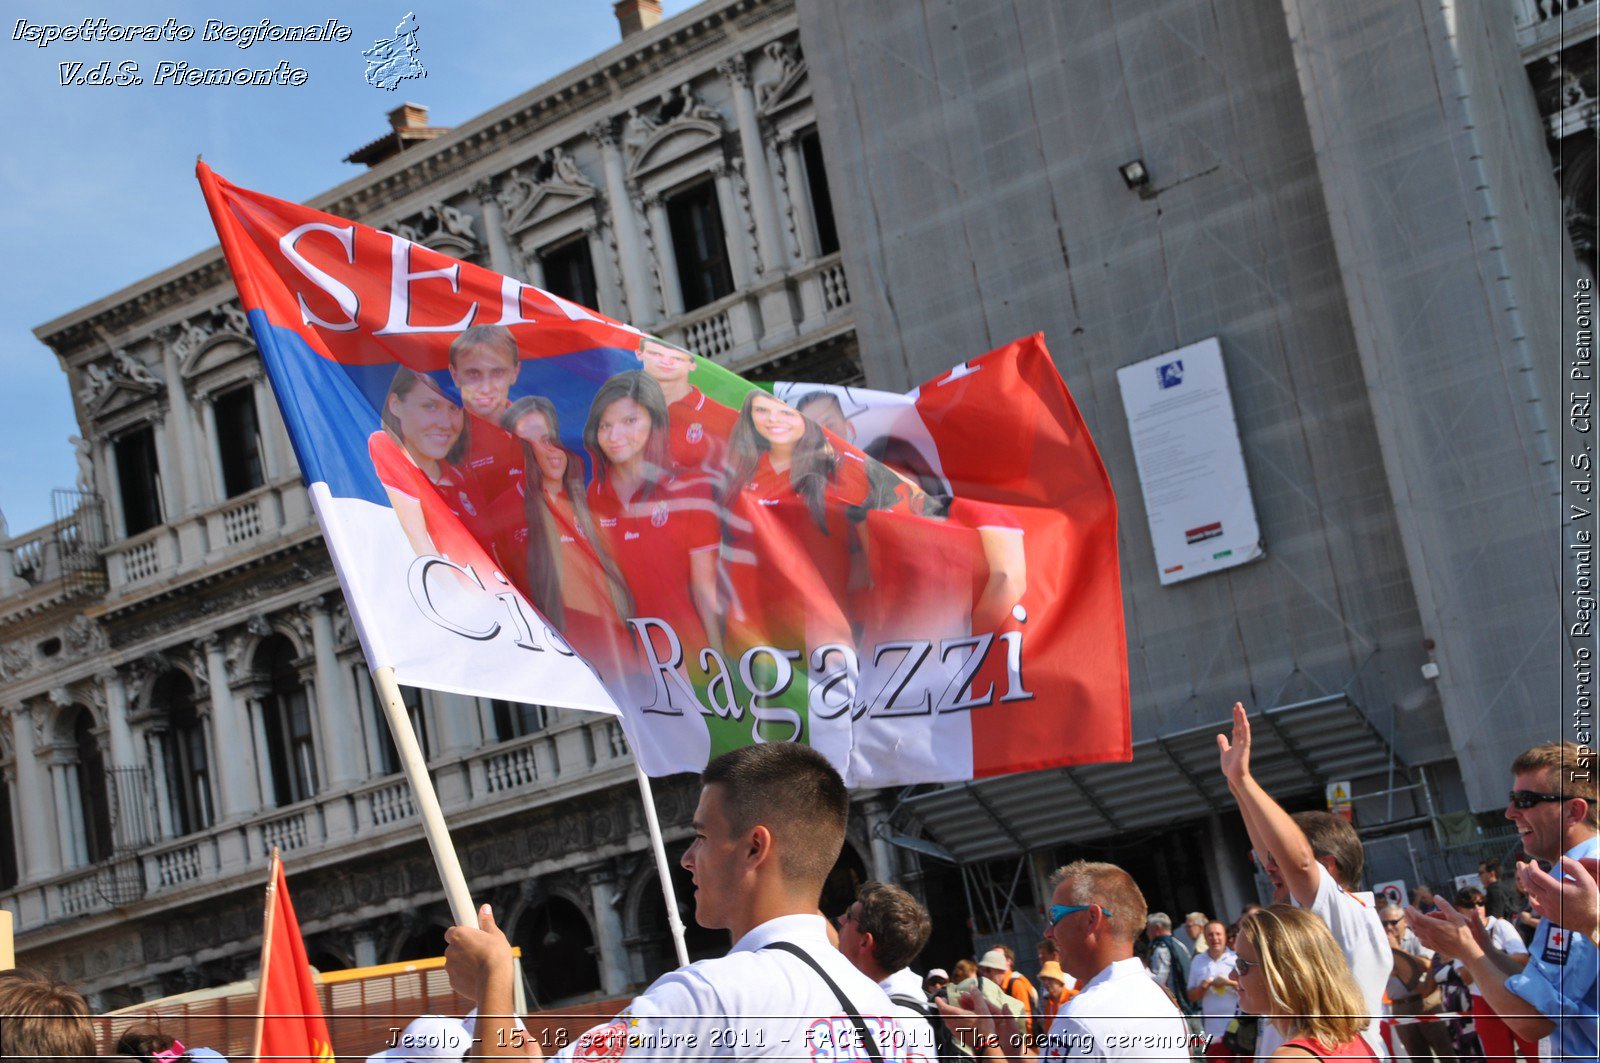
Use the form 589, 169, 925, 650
253, 851, 334, 1063
199, 163, 1128, 784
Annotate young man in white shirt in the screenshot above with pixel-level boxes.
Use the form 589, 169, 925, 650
443, 743, 919, 1061
1041, 861, 1191, 1061
1185, 920, 1239, 1047
1217, 703, 1389, 1060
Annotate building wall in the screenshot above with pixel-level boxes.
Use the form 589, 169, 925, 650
801, 0, 1435, 748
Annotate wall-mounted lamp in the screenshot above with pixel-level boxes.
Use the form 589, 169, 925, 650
1119, 159, 1152, 196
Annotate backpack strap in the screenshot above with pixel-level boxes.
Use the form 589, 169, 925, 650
762, 941, 887, 1063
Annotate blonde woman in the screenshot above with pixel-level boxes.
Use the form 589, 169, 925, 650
1235, 905, 1376, 1061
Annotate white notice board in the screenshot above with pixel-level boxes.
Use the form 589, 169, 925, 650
1116, 338, 1265, 585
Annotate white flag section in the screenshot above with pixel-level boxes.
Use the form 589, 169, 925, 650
1117, 337, 1265, 585
309, 483, 619, 713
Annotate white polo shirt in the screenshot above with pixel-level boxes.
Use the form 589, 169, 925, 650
1449, 915, 1529, 998
1186, 948, 1240, 1040
1042, 957, 1191, 1061
554, 914, 928, 1061
1256, 865, 1388, 1061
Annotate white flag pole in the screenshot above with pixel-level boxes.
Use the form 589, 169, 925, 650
622, 719, 690, 967
372, 665, 476, 926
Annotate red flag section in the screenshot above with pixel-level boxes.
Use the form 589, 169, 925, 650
253, 852, 334, 1063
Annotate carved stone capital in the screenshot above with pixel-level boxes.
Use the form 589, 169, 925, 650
587, 118, 618, 149
718, 54, 749, 88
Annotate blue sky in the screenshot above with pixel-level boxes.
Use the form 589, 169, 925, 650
0, 1, 697, 535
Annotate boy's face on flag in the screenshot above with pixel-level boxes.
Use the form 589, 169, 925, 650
451, 344, 518, 419
639, 339, 694, 385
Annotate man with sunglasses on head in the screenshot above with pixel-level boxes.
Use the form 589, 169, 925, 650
1406, 741, 1599, 1063
1038, 861, 1188, 1060
1216, 703, 1389, 1061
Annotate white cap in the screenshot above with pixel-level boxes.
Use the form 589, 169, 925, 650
977, 949, 1008, 970
926, 968, 949, 981
365, 1015, 472, 1063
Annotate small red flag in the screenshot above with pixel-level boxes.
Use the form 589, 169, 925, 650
252, 851, 334, 1063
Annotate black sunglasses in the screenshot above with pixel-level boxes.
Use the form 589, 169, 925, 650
1509, 789, 1569, 809
1234, 957, 1260, 976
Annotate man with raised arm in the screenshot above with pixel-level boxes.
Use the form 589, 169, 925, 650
444, 742, 918, 1061
1216, 702, 1389, 1060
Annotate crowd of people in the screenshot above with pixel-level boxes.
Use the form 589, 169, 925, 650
6, 715, 1595, 1063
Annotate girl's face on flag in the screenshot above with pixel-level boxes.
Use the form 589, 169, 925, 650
750, 394, 804, 449
514, 409, 568, 484
597, 396, 652, 466
389, 383, 463, 464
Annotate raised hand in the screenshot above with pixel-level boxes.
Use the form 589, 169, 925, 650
1216, 702, 1252, 786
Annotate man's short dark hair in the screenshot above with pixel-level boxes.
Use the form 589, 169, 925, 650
1479, 859, 1500, 877
1291, 810, 1365, 887
855, 882, 932, 973
701, 743, 848, 888
0, 969, 96, 1063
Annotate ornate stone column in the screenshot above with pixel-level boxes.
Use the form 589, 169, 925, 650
587, 861, 631, 995
712, 160, 756, 287
158, 339, 205, 515
304, 598, 363, 789
642, 193, 685, 318
49, 749, 86, 869
99, 436, 126, 537
143, 725, 177, 839
720, 55, 785, 275
8, 704, 61, 880
248, 373, 280, 482
591, 120, 654, 323
242, 693, 277, 808
474, 178, 517, 277
99, 669, 135, 767
147, 410, 180, 530
775, 132, 816, 263
199, 636, 255, 819
199, 395, 228, 501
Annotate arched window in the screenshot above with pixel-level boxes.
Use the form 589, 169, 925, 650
513, 896, 600, 1005
257, 636, 318, 806
69, 707, 114, 864
151, 672, 214, 837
